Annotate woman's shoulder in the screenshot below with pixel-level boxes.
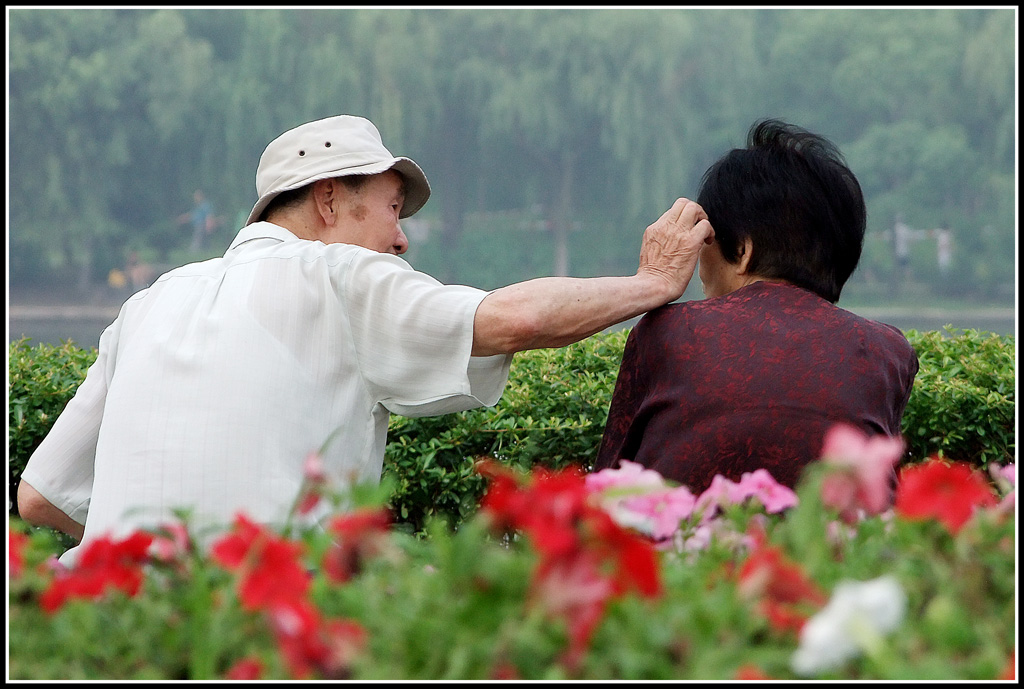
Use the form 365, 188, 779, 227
632, 294, 737, 341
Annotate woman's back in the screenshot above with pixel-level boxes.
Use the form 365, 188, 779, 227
594, 281, 918, 493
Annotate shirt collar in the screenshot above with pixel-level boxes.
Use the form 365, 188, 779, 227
226, 222, 301, 253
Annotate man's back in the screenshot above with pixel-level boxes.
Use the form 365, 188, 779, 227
25, 222, 510, 563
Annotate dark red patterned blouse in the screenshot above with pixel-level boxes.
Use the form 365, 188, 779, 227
594, 282, 919, 493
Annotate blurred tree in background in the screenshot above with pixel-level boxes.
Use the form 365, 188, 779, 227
7, 7, 1016, 303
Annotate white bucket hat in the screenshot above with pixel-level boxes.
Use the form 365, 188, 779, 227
246, 115, 431, 225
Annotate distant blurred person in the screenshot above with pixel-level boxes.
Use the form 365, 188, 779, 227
125, 251, 155, 290
934, 227, 953, 276
18, 114, 714, 565
595, 119, 919, 497
177, 188, 220, 251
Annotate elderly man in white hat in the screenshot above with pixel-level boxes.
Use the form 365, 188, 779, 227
18, 115, 713, 564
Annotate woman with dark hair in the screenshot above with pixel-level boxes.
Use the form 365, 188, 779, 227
594, 119, 919, 495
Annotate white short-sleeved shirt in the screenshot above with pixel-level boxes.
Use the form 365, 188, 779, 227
21, 223, 512, 564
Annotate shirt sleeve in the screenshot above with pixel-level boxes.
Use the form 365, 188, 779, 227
19, 324, 120, 526
340, 249, 512, 417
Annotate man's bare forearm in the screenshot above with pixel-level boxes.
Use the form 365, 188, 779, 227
472, 273, 677, 356
17, 480, 85, 542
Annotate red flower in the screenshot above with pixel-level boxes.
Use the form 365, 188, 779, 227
268, 598, 366, 679
224, 656, 264, 680
39, 532, 153, 613
490, 660, 521, 680
1000, 651, 1015, 680
580, 506, 662, 598
479, 462, 582, 555
210, 514, 310, 610
479, 462, 662, 668
735, 664, 772, 680
482, 464, 661, 596
737, 543, 827, 635
9, 529, 29, 578
322, 507, 392, 584
531, 550, 615, 669
895, 459, 998, 534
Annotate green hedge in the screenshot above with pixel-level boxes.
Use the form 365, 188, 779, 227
7, 327, 1016, 531
900, 328, 1016, 466
7, 339, 98, 514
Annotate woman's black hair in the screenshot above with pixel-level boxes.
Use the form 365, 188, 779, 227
696, 119, 866, 303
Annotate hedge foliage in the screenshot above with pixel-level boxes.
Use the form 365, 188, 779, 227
7, 338, 97, 513
900, 328, 1016, 466
7, 327, 1016, 532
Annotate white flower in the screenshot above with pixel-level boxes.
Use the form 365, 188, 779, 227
791, 575, 907, 676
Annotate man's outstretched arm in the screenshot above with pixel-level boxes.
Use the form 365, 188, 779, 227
472, 197, 713, 356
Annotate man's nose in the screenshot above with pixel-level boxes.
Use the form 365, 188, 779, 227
394, 226, 409, 255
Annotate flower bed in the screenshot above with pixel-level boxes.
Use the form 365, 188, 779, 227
8, 425, 1016, 680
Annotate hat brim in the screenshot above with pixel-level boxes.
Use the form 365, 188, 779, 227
245, 156, 430, 226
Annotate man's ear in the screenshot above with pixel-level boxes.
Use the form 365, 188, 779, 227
312, 178, 338, 224
736, 236, 755, 275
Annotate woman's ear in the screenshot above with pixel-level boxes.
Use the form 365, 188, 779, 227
736, 236, 755, 275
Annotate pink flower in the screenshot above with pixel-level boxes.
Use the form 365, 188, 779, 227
695, 470, 797, 518
584, 460, 667, 493
678, 518, 758, 555
149, 521, 193, 563
988, 463, 1016, 515
694, 474, 747, 517
618, 488, 697, 540
735, 469, 799, 514
820, 424, 903, 521
586, 462, 696, 541
296, 451, 329, 516
530, 551, 616, 671
302, 451, 327, 483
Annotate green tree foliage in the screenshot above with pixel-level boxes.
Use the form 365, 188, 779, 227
8, 8, 1015, 300
9, 9, 217, 286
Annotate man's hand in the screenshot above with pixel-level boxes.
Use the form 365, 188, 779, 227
637, 197, 714, 302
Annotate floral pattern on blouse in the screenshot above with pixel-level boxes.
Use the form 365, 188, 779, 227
595, 282, 919, 494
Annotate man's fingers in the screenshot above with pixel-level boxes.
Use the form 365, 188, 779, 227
698, 218, 715, 243
652, 197, 702, 230
654, 197, 688, 226
676, 199, 702, 229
